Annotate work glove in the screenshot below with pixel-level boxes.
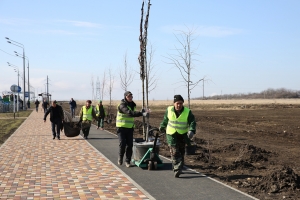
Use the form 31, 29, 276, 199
159, 127, 166, 133
187, 131, 194, 139
142, 111, 149, 117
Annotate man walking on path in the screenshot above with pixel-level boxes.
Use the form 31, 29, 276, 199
116, 91, 148, 167
44, 100, 64, 140
159, 94, 196, 178
69, 98, 77, 118
96, 100, 106, 130
79, 100, 98, 139
42, 99, 49, 113
34, 99, 40, 112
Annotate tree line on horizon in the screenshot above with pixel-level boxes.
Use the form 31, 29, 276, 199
194, 88, 300, 100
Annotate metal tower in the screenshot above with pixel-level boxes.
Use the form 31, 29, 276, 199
95, 76, 101, 101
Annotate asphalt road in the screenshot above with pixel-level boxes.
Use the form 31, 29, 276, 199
84, 126, 258, 200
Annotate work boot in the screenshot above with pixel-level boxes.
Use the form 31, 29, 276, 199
125, 162, 131, 168
53, 136, 56, 140
174, 170, 182, 178
118, 157, 123, 165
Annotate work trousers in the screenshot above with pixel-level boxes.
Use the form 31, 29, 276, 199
97, 116, 105, 128
167, 133, 186, 172
70, 107, 76, 118
35, 106, 39, 112
51, 118, 62, 138
117, 127, 134, 163
82, 127, 91, 138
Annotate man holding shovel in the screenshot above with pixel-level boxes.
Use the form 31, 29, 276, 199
159, 94, 196, 178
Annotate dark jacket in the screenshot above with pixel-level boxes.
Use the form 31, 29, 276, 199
42, 101, 49, 109
69, 100, 77, 108
118, 99, 143, 117
35, 100, 40, 107
44, 105, 64, 123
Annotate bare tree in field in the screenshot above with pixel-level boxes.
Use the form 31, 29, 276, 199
138, 0, 151, 140
100, 70, 106, 101
165, 27, 203, 108
90, 75, 95, 101
119, 52, 135, 91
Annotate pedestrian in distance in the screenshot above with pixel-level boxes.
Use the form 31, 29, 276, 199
42, 99, 49, 113
44, 100, 64, 140
27, 100, 30, 109
69, 98, 77, 118
159, 94, 196, 178
34, 99, 40, 112
79, 100, 98, 139
116, 91, 149, 167
96, 100, 107, 130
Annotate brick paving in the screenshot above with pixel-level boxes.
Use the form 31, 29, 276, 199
0, 111, 150, 199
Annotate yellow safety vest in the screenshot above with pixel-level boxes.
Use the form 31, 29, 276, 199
116, 104, 136, 128
96, 105, 106, 117
82, 106, 93, 121
166, 106, 189, 135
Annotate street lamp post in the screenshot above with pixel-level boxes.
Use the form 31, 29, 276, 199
15, 51, 30, 108
5, 37, 26, 110
7, 62, 20, 112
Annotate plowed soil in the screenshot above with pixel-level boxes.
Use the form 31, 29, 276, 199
65, 101, 300, 200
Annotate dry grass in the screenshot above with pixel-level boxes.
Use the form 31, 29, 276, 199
0, 119, 25, 144
0, 110, 32, 118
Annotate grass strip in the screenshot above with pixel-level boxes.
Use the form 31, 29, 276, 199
0, 119, 26, 144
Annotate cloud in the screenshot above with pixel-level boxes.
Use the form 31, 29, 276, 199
162, 25, 243, 37
0, 18, 35, 26
59, 20, 102, 28
43, 29, 76, 35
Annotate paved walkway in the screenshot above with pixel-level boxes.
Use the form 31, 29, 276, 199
0, 111, 152, 199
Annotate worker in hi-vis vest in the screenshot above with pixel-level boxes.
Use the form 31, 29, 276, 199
79, 100, 98, 139
159, 94, 196, 178
116, 91, 149, 168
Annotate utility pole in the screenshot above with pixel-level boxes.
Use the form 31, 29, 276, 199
47, 76, 49, 102
203, 78, 204, 99
91, 75, 94, 101
95, 77, 101, 101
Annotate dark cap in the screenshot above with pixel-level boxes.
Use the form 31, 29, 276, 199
53, 100, 57, 104
174, 95, 184, 103
124, 91, 133, 97
86, 100, 92, 104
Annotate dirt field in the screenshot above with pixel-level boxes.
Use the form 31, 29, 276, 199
63, 99, 300, 200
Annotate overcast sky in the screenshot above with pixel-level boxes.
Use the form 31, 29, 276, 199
1, 0, 299, 101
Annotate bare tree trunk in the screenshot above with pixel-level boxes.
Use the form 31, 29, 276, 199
100, 71, 106, 101
138, 0, 151, 141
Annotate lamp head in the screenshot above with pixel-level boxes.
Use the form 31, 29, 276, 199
5, 37, 9, 40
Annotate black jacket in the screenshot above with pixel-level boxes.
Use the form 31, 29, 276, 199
42, 101, 49, 109
44, 105, 64, 122
118, 99, 143, 117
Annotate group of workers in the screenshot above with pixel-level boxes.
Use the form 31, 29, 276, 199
43, 91, 196, 178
